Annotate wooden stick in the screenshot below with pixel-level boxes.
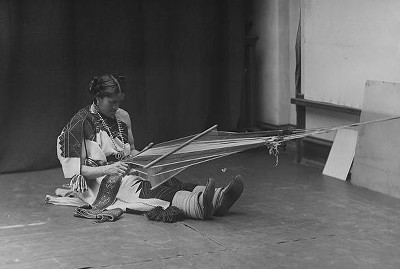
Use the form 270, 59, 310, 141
144, 125, 218, 169
123, 142, 154, 162
133, 142, 154, 157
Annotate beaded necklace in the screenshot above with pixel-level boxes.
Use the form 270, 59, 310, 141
94, 105, 126, 160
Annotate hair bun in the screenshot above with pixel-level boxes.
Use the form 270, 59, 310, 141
89, 77, 99, 95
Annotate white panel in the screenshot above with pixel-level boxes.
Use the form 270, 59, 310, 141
351, 80, 400, 199
323, 128, 358, 181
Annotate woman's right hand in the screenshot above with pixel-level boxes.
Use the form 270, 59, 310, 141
104, 162, 129, 176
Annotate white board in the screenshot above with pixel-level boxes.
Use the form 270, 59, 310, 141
351, 80, 400, 199
323, 128, 358, 181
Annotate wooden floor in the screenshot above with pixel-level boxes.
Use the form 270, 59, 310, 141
1, 148, 400, 269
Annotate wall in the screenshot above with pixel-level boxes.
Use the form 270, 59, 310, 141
246, 0, 300, 127
249, 0, 400, 138
302, 0, 400, 140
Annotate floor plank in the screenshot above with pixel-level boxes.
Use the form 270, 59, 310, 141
1, 148, 400, 268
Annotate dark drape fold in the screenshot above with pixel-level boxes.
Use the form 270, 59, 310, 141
0, 0, 244, 174
295, 11, 301, 95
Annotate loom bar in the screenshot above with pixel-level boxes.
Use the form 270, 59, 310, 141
144, 124, 218, 169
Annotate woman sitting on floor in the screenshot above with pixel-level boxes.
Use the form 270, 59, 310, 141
46, 74, 243, 222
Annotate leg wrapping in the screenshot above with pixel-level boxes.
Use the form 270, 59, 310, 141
172, 178, 215, 220
193, 175, 244, 216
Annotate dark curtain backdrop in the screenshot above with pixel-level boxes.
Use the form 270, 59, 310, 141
0, 0, 245, 174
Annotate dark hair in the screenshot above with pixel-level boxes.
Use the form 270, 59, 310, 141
89, 74, 125, 99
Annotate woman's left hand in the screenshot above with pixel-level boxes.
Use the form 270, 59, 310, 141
127, 168, 139, 176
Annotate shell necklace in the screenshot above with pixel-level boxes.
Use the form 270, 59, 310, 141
94, 105, 126, 160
